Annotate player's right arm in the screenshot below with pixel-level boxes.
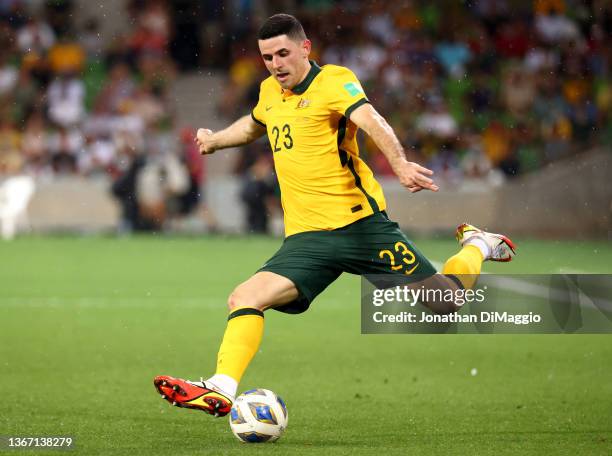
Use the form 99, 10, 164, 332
325, 65, 438, 193
350, 103, 439, 193
196, 115, 266, 155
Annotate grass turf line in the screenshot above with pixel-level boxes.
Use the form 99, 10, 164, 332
1, 236, 611, 455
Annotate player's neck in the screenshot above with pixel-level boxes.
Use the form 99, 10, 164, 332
291, 60, 312, 90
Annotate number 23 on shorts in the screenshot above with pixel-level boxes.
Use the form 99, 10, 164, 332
379, 241, 420, 275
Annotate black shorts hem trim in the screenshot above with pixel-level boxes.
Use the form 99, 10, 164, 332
257, 267, 313, 314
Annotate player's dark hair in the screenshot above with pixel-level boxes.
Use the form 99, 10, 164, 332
258, 14, 307, 42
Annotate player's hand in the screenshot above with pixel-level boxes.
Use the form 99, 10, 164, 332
195, 128, 217, 155
394, 160, 439, 193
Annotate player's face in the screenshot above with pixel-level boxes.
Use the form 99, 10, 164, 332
258, 34, 311, 90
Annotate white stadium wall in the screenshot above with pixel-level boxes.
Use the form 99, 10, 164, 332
23, 149, 612, 238
385, 149, 612, 239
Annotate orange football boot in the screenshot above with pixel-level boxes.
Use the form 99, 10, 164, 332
154, 375, 233, 417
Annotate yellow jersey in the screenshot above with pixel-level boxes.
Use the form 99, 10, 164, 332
251, 61, 386, 237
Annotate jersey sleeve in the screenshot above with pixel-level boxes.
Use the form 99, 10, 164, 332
251, 82, 267, 127
326, 67, 370, 119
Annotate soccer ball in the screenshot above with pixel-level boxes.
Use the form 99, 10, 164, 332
229, 388, 288, 443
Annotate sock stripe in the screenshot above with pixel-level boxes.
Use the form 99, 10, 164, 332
228, 307, 264, 321
445, 274, 465, 289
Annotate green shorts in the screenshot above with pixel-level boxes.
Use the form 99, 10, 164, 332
259, 211, 437, 314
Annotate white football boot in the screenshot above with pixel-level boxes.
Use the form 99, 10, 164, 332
455, 223, 516, 262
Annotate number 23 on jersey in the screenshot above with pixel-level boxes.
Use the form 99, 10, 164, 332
271, 124, 293, 152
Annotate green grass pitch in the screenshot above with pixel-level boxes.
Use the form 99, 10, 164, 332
1, 235, 611, 455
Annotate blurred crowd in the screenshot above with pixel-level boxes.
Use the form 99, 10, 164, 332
1, 0, 611, 236
218, 0, 612, 186
0, 0, 213, 232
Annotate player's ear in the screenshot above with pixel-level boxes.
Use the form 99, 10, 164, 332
302, 39, 311, 57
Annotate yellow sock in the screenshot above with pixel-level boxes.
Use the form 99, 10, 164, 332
442, 245, 483, 289
215, 307, 264, 384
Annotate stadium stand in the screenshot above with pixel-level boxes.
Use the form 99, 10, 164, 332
0, 0, 610, 236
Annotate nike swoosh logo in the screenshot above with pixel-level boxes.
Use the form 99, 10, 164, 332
265, 106, 272, 111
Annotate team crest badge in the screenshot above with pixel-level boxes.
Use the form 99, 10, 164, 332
297, 98, 311, 109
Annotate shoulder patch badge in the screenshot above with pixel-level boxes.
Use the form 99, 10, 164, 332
343, 82, 363, 96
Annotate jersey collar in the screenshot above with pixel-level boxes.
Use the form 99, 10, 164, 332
290, 60, 321, 95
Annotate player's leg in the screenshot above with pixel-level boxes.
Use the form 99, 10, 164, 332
416, 224, 516, 312
207, 271, 298, 396
154, 271, 298, 416
335, 212, 515, 313
155, 232, 342, 416
154, 273, 296, 415
442, 223, 516, 288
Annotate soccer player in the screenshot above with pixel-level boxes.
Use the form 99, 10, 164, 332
154, 14, 515, 416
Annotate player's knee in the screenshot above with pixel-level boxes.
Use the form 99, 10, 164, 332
227, 290, 265, 312
227, 291, 245, 311
447, 301, 463, 313
420, 275, 464, 314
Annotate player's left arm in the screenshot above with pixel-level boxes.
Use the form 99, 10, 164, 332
349, 103, 439, 193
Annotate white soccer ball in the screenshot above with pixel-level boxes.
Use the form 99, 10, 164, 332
229, 388, 288, 443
